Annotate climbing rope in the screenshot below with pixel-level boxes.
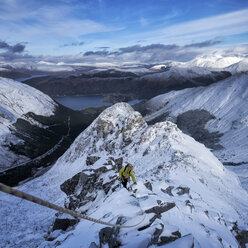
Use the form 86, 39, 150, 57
0, 182, 145, 228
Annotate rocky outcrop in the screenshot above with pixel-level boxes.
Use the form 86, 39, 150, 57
60, 156, 123, 211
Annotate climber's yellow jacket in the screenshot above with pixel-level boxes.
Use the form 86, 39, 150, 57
119, 164, 136, 183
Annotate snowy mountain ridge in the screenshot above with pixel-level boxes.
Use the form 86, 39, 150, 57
0, 77, 57, 171
143, 73, 248, 190
225, 59, 248, 74
184, 54, 243, 69
144, 65, 218, 81
0, 77, 56, 123
0, 103, 247, 248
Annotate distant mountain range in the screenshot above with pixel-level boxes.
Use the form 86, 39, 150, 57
22, 68, 230, 101
1, 54, 246, 103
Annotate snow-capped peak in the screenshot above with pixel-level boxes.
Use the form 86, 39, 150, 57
185, 54, 242, 69
225, 58, 248, 74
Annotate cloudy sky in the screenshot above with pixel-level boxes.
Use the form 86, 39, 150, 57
0, 0, 248, 66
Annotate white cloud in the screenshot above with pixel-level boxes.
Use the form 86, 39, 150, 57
0, 1, 123, 46
132, 9, 248, 44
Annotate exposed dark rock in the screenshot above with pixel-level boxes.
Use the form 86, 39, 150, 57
99, 217, 124, 248
185, 200, 195, 213
176, 109, 224, 150
143, 147, 151, 156
223, 161, 248, 166
60, 163, 118, 210
158, 236, 178, 245
144, 181, 153, 191
86, 156, 101, 166
176, 186, 190, 196
157, 231, 182, 246
102, 179, 117, 194
107, 157, 123, 172
236, 230, 248, 248
52, 218, 79, 231
145, 202, 176, 218
60, 172, 81, 195
150, 224, 164, 244
172, 231, 182, 238
161, 186, 174, 196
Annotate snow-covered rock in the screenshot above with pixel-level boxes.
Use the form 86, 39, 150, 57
150, 64, 169, 71
0, 103, 247, 247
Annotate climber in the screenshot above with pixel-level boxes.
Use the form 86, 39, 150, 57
119, 163, 136, 189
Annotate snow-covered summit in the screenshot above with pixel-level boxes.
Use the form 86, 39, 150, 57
0, 102, 247, 247
185, 54, 242, 69
225, 59, 248, 74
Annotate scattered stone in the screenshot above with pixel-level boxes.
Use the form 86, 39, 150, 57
172, 231, 181, 238
158, 236, 178, 246
161, 186, 174, 196
185, 200, 195, 213
144, 181, 153, 191
176, 186, 190, 196
99, 217, 123, 248
86, 156, 101, 166
145, 202, 176, 218
52, 218, 79, 231
150, 224, 164, 244
158, 231, 182, 246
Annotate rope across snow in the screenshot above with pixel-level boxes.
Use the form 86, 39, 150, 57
0, 183, 145, 228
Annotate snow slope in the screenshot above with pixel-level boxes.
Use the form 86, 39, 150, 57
0, 103, 247, 247
0, 77, 57, 170
144, 74, 248, 189
145, 74, 248, 162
